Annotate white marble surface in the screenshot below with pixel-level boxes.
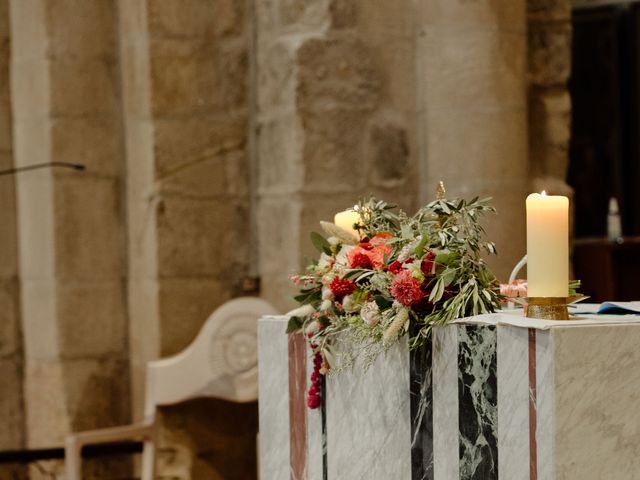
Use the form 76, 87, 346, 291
326, 338, 411, 480
552, 324, 640, 480
432, 325, 459, 479
497, 325, 530, 479
258, 316, 290, 480
536, 329, 555, 480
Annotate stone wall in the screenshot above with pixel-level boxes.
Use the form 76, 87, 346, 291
0, 0, 25, 478
0, 0, 574, 478
256, 0, 419, 312
120, 0, 256, 477
527, 0, 573, 196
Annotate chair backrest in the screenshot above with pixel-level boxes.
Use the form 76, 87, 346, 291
143, 297, 278, 418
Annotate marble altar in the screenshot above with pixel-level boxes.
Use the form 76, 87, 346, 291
258, 312, 640, 480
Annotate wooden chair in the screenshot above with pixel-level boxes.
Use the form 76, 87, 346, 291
64, 297, 278, 480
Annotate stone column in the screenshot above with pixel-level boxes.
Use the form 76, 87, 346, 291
0, 0, 25, 469
256, 0, 419, 311
527, 0, 572, 195
9, 0, 129, 454
119, 1, 256, 477
417, 0, 530, 282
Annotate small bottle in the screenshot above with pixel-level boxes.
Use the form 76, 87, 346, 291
607, 197, 622, 242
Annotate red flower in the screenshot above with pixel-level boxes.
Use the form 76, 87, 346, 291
349, 251, 373, 269
421, 251, 436, 276
330, 277, 356, 298
388, 261, 403, 274
390, 270, 425, 306
307, 351, 324, 409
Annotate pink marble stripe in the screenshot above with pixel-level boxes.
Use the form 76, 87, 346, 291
288, 333, 308, 480
528, 328, 538, 480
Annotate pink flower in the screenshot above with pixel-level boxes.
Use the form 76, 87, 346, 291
390, 270, 425, 306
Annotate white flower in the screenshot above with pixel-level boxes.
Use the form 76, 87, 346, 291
342, 295, 360, 313
322, 287, 334, 300
335, 244, 355, 267
318, 253, 332, 269
327, 236, 340, 246
320, 299, 333, 312
305, 320, 320, 335
286, 304, 315, 318
397, 244, 413, 263
361, 301, 380, 327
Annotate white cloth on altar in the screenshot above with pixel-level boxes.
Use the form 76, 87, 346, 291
452, 304, 640, 330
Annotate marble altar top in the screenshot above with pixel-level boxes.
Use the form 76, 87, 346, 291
453, 306, 640, 330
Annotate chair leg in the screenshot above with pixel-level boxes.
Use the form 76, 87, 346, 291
64, 436, 82, 480
140, 425, 157, 480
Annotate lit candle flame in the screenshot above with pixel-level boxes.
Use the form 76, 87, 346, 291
541, 190, 547, 196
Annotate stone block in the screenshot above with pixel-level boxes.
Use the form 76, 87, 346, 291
301, 109, 367, 192
53, 177, 124, 280
421, 0, 526, 31
10, 60, 49, 120
24, 357, 130, 447
0, 39, 12, 152
149, 38, 217, 116
424, 108, 528, 183
0, 358, 24, 449
20, 280, 59, 361
14, 170, 55, 282
527, 0, 571, 22
529, 90, 571, 179
254, 0, 278, 37
56, 281, 127, 358
0, 0, 8, 36
257, 40, 298, 112
156, 197, 249, 278
0, 278, 18, 356
158, 278, 231, 356
218, 40, 249, 111
51, 117, 121, 178
23, 361, 70, 446
329, 0, 358, 29
0, 172, 18, 278
278, 0, 329, 28
372, 37, 415, 111
420, 26, 527, 111
297, 37, 383, 114
367, 121, 411, 189
45, 0, 117, 58
257, 115, 303, 194
153, 115, 246, 197
357, 0, 415, 37
49, 57, 118, 117
120, 41, 152, 117
8, 0, 47, 61
148, 0, 243, 38
528, 22, 572, 87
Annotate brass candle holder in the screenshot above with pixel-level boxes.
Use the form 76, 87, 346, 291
524, 295, 588, 320
526, 297, 569, 320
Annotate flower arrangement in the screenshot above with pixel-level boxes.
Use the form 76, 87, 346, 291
287, 192, 503, 409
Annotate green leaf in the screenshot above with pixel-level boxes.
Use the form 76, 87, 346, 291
286, 316, 303, 334
440, 267, 457, 287
310, 231, 332, 255
435, 251, 460, 267
429, 277, 445, 303
374, 295, 393, 309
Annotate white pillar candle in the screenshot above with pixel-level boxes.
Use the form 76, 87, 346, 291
526, 192, 569, 297
334, 209, 360, 239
